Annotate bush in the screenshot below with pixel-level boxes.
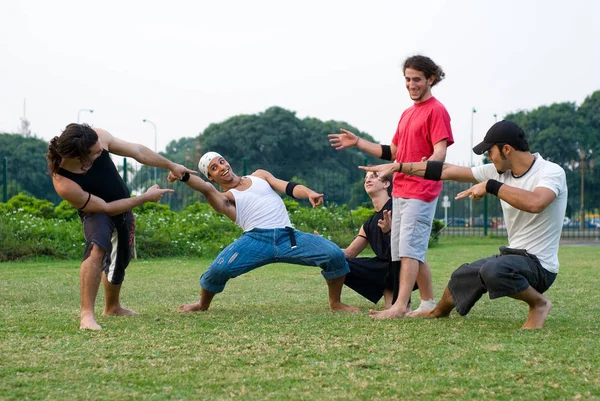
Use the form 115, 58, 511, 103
53, 200, 79, 221
133, 202, 242, 258
289, 203, 358, 247
0, 194, 444, 261
0, 211, 83, 261
429, 219, 445, 247
0, 193, 55, 218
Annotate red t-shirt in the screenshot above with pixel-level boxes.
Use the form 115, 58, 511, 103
391, 97, 454, 202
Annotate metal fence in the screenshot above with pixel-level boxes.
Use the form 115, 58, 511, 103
435, 179, 599, 240
2, 155, 599, 240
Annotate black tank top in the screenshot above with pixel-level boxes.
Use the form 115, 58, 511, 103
57, 150, 130, 202
362, 198, 392, 260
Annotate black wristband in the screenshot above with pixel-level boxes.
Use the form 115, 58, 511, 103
380, 145, 392, 161
180, 172, 191, 182
286, 181, 299, 198
486, 179, 504, 197
424, 161, 444, 181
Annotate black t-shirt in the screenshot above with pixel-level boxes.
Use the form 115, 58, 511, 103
362, 198, 392, 261
57, 149, 130, 203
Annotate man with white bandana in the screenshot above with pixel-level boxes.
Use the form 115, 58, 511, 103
169, 151, 359, 313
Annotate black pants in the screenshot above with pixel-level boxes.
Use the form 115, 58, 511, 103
345, 258, 417, 305
448, 247, 557, 316
344, 257, 392, 304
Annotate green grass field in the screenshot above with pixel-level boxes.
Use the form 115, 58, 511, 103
1, 238, 599, 400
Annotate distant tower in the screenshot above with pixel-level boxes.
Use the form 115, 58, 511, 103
19, 99, 31, 137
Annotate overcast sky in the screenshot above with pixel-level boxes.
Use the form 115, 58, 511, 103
1, 0, 599, 164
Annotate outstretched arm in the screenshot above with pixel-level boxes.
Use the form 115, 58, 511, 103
359, 161, 478, 183
53, 177, 173, 216
96, 127, 196, 179
329, 129, 397, 160
168, 173, 236, 220
253, 169, 324, 207
456, 181, 557, 213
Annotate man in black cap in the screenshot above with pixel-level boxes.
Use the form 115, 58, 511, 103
359, 120, 568, 329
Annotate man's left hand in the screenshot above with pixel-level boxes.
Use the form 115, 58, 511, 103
169, 164, 197, 180
378, 209, 392, 234
456, 181, 487, 201
308, 192, 324, 208
359, 163, 398, 180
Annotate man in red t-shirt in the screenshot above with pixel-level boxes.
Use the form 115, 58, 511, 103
329, 55, 454, 319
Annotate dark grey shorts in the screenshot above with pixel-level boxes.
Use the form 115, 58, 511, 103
80, 211, 135, 285
448, 247, 557, 316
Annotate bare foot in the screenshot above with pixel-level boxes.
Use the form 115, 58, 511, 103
80, 314, 102, 330
178, 302, 209, 312
330, 302, 360, 313
103, 306, 138, 316
369, 307, 407, 320
521, 297, 552, 329
407, 308, 438, 318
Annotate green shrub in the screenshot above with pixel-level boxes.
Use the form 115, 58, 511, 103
429, 218, 445, 247
350, 206, 375, 228
0, 193, 55, 218
133, 202, 242, 258
133, 201, 174, 216
289, 203, 358, 247
0, 194, 444, 261
53, 200, 79, 221
0, 212, 83, 261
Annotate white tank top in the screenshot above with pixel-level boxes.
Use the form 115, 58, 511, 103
230, 175, 292, 231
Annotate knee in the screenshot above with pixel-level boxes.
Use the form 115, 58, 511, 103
205, 257, 233, 281
479, 263, 502, 284
450, 263, 470, 281
87, 244, 106, 264
327, 246, 346, 265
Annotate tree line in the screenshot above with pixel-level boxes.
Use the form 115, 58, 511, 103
1, 92, 599, 209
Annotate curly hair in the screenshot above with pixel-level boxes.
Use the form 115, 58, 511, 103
403, 55, 445, 87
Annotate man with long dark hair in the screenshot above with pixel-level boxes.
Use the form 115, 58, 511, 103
47, 123, 193, 330
330, 55, 454, 319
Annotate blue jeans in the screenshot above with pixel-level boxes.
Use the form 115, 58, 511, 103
200, 227, 350, 293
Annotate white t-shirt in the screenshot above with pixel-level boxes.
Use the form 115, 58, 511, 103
471, 153, 567, 273
229, 175, 292, 232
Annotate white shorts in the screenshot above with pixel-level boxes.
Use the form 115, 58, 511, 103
390, 197, 438, 263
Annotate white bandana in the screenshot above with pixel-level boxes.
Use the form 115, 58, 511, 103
198, 151, 223, 177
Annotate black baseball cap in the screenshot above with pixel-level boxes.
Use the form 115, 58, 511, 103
473, 120, 529, 155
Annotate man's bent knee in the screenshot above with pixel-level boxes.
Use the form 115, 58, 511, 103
84, 244, 106, 265
479, 262, 504, 285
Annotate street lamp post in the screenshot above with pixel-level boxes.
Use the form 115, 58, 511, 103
493, 113, 498, 123
142, 119, 158, 182
470, 107, 477, 167
470, 107, 477, 228
578, 149, 595, 230
77, 108, 94, 123
580, 150, 585, 230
